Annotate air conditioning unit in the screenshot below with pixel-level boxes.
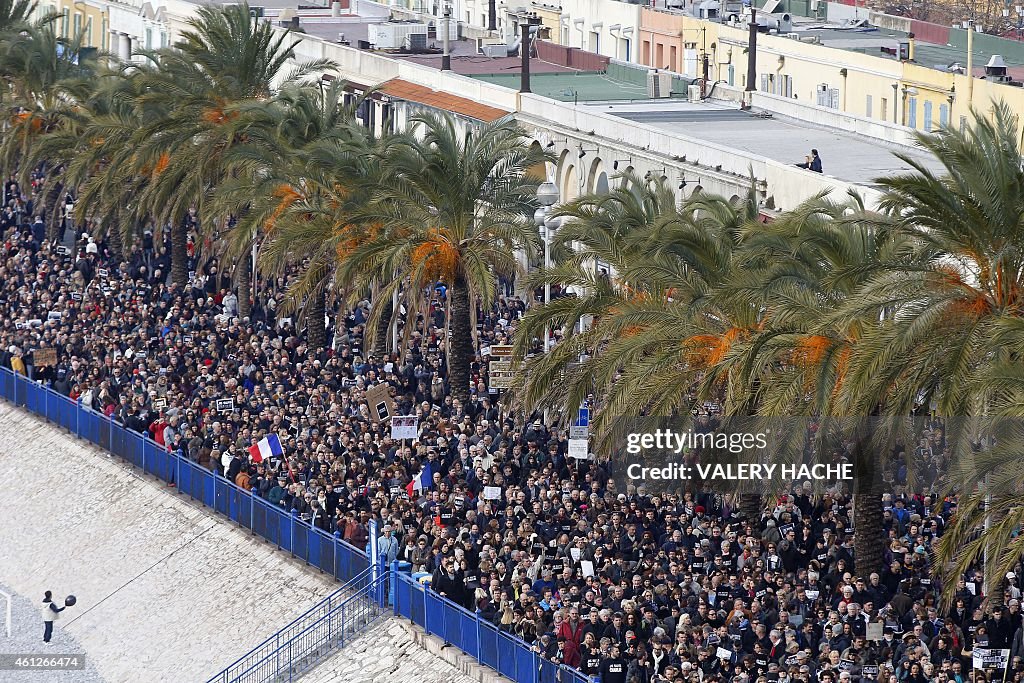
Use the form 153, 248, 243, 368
368, 22, 428, 49
688, 84, 702, 102
647, 70, 674, 98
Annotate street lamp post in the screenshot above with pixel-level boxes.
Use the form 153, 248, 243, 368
535, 180, 560, 354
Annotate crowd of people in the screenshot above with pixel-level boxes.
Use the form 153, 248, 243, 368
2, 174, 1023, 683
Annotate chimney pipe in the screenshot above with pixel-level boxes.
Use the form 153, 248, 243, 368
488, 0, 496, 31
520, 18, 536, 93
746, 7, 757, 93
442, 7, 451, 70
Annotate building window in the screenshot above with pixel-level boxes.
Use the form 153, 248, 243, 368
866, 94, 872, 118
923, 100, 933, 132
146, 27, 152, 49
73, 12, 81, 37
727, 64, 734, 86
623, 37, 631, 61
907, 96, 917, 128
939, 103, 949, 127
590, 30, 599, 53
61, 9, 68, 37
881, 97, 888, 121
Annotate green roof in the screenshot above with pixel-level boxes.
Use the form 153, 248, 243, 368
470, 62, 693, 101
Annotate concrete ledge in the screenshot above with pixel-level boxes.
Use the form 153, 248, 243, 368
397, 620, 515, 683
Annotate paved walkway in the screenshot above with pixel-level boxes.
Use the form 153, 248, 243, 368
0, 401, 337, 683
299, 619, 487, 683
0, 581, 106, 683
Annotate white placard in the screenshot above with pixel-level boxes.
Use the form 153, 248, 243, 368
390, 415, 419, 440
568, 439, 589, 459
973, 649, 1010, 669
483, 486, 502, 500
716, 647, 733, 661
580, 560, 594, 578
569, 425, 589, 440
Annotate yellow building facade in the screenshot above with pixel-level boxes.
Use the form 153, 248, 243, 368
638, 8, 1024, 138
42, 0, 109, 50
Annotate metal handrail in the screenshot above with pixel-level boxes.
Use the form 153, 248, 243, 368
209, 567, 373, 681
0, 367, 596, 683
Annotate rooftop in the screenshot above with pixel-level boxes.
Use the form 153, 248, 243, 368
658, 1, 1024, 80
592, 100, 947, 185
378, 78, 511, 120
296, 14, 677, 101
797, 22, 1024, 78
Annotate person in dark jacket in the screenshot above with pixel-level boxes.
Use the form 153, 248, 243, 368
431, 555, 466, 607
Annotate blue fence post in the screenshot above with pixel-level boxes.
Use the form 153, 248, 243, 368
75, 398, 81, 437
422, 585, 430, 635
390, 560, 400, 613
290, 508, 298, 557
333, 531, 341, 578
476, 609, 482, 660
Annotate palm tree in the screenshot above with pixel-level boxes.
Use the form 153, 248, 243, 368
214, 80, 371, 337
837, 102, 1024, 605
0, 0, 38, 33
512, 173, 679, 413
0, 23, 94, 240
127, 3, 332, 286
517, 180, 761, 430
348, 112, 547, 403
722, 193, 913, 576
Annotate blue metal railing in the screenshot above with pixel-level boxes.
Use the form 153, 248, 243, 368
0, 366, 592, 683
392, 571, 593, 683
207, 567, 389, 683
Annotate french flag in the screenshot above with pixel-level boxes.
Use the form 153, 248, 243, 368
248, 434, 284, 463
405, 462, 433, 497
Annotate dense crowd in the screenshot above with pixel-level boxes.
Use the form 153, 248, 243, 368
3, 174, 1024, 683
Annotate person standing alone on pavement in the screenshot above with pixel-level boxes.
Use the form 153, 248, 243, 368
42, 590, 63, 643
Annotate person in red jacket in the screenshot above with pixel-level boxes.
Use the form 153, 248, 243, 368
557, 606, 585, 668
149, 413, 168, 447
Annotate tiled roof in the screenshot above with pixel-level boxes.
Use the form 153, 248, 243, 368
378, 79, 511, 122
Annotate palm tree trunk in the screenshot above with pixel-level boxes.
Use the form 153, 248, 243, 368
307, 288, 326, 352
854, 442, 885, 577
106, 223, 123, 259
170, 221, 188, 287
238, 248, 252, 319
372, 295, 393, 357
740, 492, 762, 523
44, 179, 64, 243
449, 275, 473, 405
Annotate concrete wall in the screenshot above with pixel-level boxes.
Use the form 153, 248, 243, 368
0, 402, 337, 683
552, 0, 643, 62
519, 93, 881, 211
748, 91, 919, 145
